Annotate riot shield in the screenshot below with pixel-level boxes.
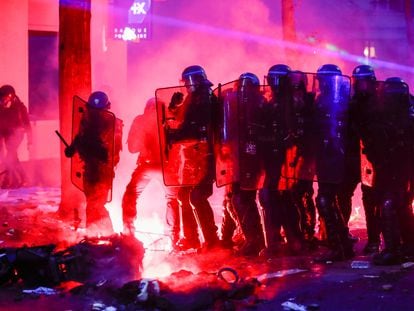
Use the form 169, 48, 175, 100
71, 96, 116, 202
361, 80, 412, 189
279, 72, 317, 183
213, 82, 240, 187
312, 73, 351, 184
238, 81, 268, 190
155, 85, 215, 186
254, 81, 292, 190
214, 80, 265, 190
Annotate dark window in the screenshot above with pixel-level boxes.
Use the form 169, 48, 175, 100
28, 31, 59, 120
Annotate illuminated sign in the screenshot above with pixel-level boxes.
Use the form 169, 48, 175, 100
111, 0, 152, 42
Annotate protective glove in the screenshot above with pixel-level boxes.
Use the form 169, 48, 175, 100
168, 92, 184, 110
64, 145, 76, 157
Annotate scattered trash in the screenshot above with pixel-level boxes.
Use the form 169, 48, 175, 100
401, 262, 414, 269
22, 286, 58, 296
217, 267, 239, 284
351, 260, 370, 269
0, 235, 144, 287
93, 305, 116, 311
136, 278, 160, 302
256, 269, 307, 282
91, 301, 106, 310
96, 279, 107, 287
281, 300, 307, 311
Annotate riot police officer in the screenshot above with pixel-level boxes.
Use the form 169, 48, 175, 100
360, 76, 414, 265
65, 91, 123, 235
258, 65, 303, 256
229, 72, 266, 256
346, 64, 381, 254
284, 69, 319, 249
158, 65, 219, 250
312, 64, 354, 262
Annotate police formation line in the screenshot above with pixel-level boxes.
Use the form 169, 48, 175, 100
61, 63, 414, 266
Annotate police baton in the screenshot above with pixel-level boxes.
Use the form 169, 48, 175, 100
55, 130, 70, 148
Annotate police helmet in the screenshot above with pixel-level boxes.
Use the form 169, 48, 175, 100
386, 77, 404, 83
181, 65, 212, 88
385, 77, 408, 93
87, 91, 110, 109
0, 84, 16, 98
267, 64, 291, 86
238, 72, 260, 91
352, 65, 376, 80
316, 64, 343, 95
317, 64, 342, 76
352, 65, 376, 94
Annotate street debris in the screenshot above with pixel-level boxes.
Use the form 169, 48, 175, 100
281, 300, 307, 311
22, 286, 58, 296
351, 260, 370, 269
256, 268, 308, 282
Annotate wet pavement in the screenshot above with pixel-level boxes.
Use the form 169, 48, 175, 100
0, 187, 414, 310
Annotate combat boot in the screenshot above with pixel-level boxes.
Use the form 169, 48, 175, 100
235, 237, 264, 257
373, 198, 401, 266
314, 194, 354, 263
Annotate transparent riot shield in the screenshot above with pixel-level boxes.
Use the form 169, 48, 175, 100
71, 96, 116, 202
279, 72, 317, 184
253, 82, 292, 191
213, 82, 240, 187
362, 80, 412, 189
312, 73, 351, 184
155, 85, 215, 186
214, 80, 265, 190
238, 81, 268, 190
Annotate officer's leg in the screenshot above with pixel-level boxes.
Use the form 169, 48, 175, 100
176, 186, 200, 250
121, 165, 150, 233
397, 191, 414, 259
293, 180, 318, 247
281, 190, 304, 254
373, 193, 402, 265
84, 180, 113, 235
164, 185, 181, 247
220, 186, 237, 248
5, 132, 24, 187
361, 184, 381, 254
258, 188, 283, 255
232, 184, 265, 256
190, 183, 219, 248
315, 182, 354, 262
